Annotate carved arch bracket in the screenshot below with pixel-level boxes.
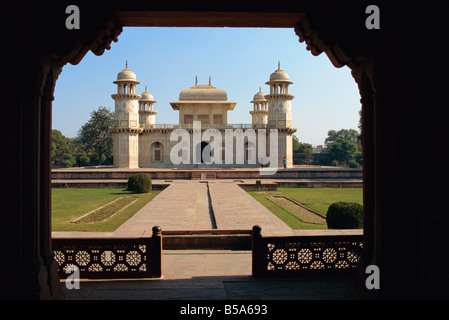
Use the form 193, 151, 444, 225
56, 16, 123, 67
294, 15, 376, 94
39, 14, 122, 100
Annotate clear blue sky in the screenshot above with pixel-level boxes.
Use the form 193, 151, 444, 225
53, 27, 361, 147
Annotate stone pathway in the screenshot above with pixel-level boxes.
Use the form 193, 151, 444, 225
208, 181, 293, 236
112, 180, 294, 237
112, 181, 200, 237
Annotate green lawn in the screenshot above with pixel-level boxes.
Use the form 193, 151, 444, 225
248, 187, 363, 229
52, 188, 160, 232
52, 187, 362, 232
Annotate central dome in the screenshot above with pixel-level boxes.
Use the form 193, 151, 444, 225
179, 84, 228, 101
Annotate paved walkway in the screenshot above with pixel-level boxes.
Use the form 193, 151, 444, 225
111, 180, 294, 237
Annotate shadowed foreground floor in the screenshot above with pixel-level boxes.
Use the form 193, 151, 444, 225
61, 250, 362, 300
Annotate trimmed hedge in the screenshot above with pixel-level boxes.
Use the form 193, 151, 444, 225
326, 202, 363, 229
127, 173, 152, 194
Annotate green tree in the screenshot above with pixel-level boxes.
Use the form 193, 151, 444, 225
327, 138, 358, 166
51, 129, 76, 158
292, 136, 314, 164
324, 128, 361, 152
292, 135, 301, 152
61, 154, 76, 168
51, 130, 82, 167
77, 107, 114, 165
79, 155, 90, 166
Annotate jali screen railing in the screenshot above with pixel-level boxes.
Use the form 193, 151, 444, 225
52, 226, 162, 279
251, 226, 364, 277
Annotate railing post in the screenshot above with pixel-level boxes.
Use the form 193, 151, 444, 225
252, 225, 264, 277
149, 225, 162, 278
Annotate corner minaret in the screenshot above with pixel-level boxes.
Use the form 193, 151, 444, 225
139, 86, 157, 127
264, 62, 296, 168
249, 87, 268, 128
111, 62, 142, 168
264, 62, 294, 128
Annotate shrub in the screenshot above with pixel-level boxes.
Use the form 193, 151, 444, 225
326, 202, 363, 229
79, 155, 90, 167
92, 154, 106, 166
331, 159, 339, 167
61, 154, 76, 168
127, 173, 152, 193
348, 160, 360, 168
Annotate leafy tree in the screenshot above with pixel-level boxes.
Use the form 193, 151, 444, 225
331, 159, 340, 167
51, 129, 77, 158
327, 138, 358, 166
61, 154, 76, 168
51, 129, 83, 167
292, 135, 300, 152
324, 129, 361, 152
292, 136, 314, 164
77, 107, 114, 165
79, 155, 90, 166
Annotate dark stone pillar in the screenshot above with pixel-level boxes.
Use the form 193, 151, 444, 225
41, 63, 65, 299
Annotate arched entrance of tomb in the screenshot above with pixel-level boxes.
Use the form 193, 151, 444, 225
8, 3, 445, 299
198, 141, 211, 164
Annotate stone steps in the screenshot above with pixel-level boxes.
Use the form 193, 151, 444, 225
162, 230, 252, 250
191, 171, 217, 180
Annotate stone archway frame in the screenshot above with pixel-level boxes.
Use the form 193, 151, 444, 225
29, 8, 377, 300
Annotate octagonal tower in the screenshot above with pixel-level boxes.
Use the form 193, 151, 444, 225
111, 62, 142, 168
